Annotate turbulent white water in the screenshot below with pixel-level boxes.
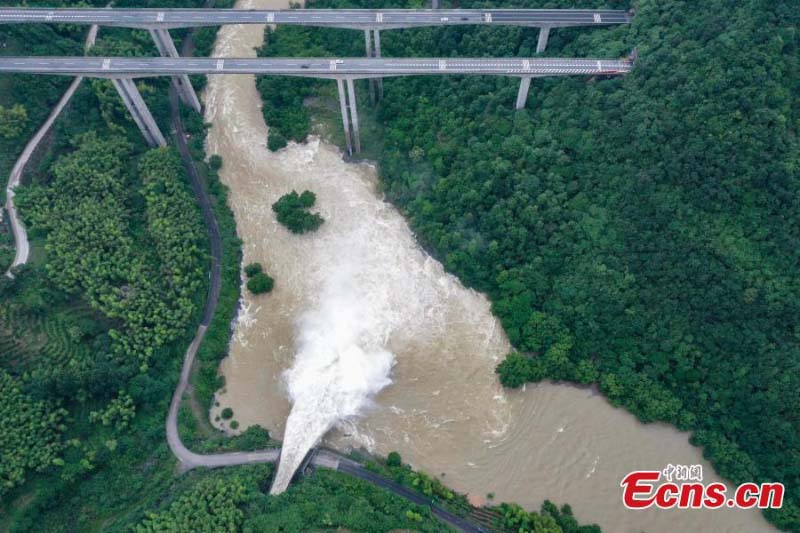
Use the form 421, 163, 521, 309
270, 251, 396, 492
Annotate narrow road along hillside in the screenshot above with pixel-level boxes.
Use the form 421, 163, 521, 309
3, 24, 99, 278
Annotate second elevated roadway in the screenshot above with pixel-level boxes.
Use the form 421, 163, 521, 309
0, 56, 633, 79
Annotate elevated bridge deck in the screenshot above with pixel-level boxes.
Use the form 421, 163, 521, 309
0, 55, 631, 154
0, 7, 632, 30
0, 56, 633, 79
0, 55, 631, 153
0, 7, 633, 102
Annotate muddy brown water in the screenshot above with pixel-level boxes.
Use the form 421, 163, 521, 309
203, 1, 773, 530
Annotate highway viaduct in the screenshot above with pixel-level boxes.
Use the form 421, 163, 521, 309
0, 56, 632, 154
0, 7, 631, 112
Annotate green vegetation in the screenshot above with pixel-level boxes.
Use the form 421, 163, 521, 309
257, 40, 314, 151
247, 272, 275, 295
134, 477, 248, 532
179, 150, 243, 415
0, 104, 28, 140
496, 501, 601, 533
0, 369, 66, 495
386, 450, 402, 467
0, 1, 243, 528
244, 467, 445, 532
0, 227, 13, 270
2, 113, 206, 509
131, 464, 455, 533
258, 0, 800, 529
271, 189, 325, 234
242, 261, 274, 295
244, 262, 263, 277
16, 135, 204, 369
365, 451, 601, 531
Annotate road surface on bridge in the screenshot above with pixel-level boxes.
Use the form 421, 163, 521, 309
0, 7, 631, 30
0, 56, 633, 79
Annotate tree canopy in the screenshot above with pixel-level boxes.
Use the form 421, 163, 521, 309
271, 190, 325, 234
258, 0, 800, 528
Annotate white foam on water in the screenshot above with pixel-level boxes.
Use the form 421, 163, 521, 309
269, 253, 396, 493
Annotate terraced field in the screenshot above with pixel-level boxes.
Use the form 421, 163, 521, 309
0, 302, 99, 377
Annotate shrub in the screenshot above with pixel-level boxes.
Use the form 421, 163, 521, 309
244, 262, 263, 277
271, 190, 324, 234
221, 407, 233, 420
208, 154, 223, 171
267, 131, 287, 152
386, 451, 402, 468
247, 273, 274, 295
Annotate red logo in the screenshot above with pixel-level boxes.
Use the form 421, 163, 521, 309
621, 466, 784, 510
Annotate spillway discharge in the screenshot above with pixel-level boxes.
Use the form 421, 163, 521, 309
269, 258, 395, 494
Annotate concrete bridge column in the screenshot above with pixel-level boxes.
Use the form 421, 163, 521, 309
149, 28, 202, 113
373, 29, 384, 101
432, 0, 440, 8
515, 77, 532, 110
364, 30, 376, 104
112, 78, 167, 147
336, 78, 353, 156
536, 26, 551, 53
346, 78, 361, 154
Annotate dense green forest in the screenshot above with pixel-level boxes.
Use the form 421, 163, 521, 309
154, 465, 448, 533
0, 1, 260, 529
0, 0, 97, 271
258, 0, 799, 530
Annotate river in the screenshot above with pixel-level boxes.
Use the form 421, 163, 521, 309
203, 1, 773, 530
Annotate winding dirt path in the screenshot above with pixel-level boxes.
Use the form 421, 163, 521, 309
4, 24, 99, 278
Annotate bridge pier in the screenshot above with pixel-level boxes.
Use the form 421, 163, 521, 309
336, 78, 362, 155
112, 78, 167, 147
149, 28, 202, 113
364, 30, 376, 104
346, 78, 361, 154
515, 77, 532, 110
373, 30, 384, 101
536, 26, 551, 53
432, 0, 440, 8
336, 79, 353, 155
364, 29, 383, 103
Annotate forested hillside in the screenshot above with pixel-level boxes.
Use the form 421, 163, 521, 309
0, 0, 104, 270
259, 0, 800, 529
0, 1, 241, 528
